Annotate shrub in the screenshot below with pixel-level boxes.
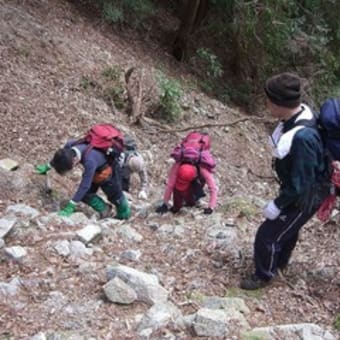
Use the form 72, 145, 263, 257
335, 314, 340, 330
156, 72, 182, 122
102, 66, 121, 81
201, 0, 340, 107
196, 48, 223, 79
100, 0, 155, 28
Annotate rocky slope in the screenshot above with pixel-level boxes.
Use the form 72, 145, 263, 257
0, 0, 339, 339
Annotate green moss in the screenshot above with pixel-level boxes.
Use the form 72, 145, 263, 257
187, 290, 205, 304
334, 314, 340, 330
225, 287, 264, 300
223, 197, 258, 219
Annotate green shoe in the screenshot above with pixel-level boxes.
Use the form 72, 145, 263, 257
115, 196, 131, 220
88, 195, 110, 218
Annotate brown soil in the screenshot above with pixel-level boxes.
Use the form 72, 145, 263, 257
0, 0, 339, 338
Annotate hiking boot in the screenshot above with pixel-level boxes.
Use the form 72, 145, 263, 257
99, 204, 112, 219
87, 195, 111, 219
240, 274, 270, 290
114, 196, 131, 220
170, 206, 180, 213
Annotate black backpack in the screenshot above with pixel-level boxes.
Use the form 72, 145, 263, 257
318, 98, 340, 161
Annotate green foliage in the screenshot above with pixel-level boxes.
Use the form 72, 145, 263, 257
79, 66, 125, 109
156, 72, 182, 122
102, 66, 121, 81
17, 46, 30, 58
241, 332, 267, 340
100, 0, 155, 28
186, 290, 205, 303
102, 1, 123, 24
201, 0, 340, 106
335, 314, 340, 330
220, 83, 253, 108
97, 0, 340, 108
190, 48, 223, 97
79, 76, 97, 90
223, 197, 257, 220
196, 48, 223, 78
100, 66, 125, 108
225, 287, 264, 299
102, 85, 125, 109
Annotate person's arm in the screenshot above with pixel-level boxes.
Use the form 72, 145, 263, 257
71, 158, 97, 203
163, 163, 180, 204
200, 167, 218, 209
274, 131, 321, 211
135, 155, 149, 193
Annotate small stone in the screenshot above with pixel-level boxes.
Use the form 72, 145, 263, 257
0, 158, 19, 171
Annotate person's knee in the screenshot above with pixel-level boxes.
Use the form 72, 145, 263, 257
82, 193, 96, 204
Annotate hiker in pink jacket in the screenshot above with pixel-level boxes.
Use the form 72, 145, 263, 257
156, 162, 218, 214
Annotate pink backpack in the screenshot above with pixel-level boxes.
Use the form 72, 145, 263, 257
171, 132, 216, 171
77, 124, 124, 159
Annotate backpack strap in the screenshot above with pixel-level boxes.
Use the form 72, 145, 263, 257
292, 118, 317, 129
82, 144, 93, 162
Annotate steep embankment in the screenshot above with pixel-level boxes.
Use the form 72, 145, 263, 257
0, 0, 339, 339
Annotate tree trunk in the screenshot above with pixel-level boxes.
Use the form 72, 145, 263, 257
172, 0, 208, 61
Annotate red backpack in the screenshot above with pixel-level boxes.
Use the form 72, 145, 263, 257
77, 124, 124, 159
171, 132, 216, 171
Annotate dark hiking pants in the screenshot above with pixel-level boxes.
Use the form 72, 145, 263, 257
121, 164, 131, 192
82, 161, 123, 205
172, 180, 206, 213
254, 206, 317, 281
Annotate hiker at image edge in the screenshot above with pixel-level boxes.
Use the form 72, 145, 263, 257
240, 72, 331, 290
35, 124, 131, 220
155, 131, 218, 215
118, 135, 149, 200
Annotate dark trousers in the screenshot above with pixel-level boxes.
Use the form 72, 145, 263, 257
121, 164, 130, 192
82, 161, 123, 205
172, 179, 206, 213
172, 188, 196, 212
254, 206, 316, 281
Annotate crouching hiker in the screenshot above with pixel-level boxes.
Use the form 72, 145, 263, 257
240, 73, 330, 290
35, 124, 131, 220
156, 132, 218, 214
119, 135, 149, 200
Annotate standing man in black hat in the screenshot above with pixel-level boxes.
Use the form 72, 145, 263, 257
240, 72, 330, 290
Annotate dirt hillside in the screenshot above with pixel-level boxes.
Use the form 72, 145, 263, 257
0, 0, 339, 339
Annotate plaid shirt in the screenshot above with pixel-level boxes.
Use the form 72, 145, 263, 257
273, 115, 328, 212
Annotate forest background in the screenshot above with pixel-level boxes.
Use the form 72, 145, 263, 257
96, 0, 340, 114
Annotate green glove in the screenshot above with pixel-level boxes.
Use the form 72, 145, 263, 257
115, 196, 131, 220
36, 163, 51, 175
58, 201, 76, 217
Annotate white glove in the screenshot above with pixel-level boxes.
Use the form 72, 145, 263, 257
138, 190, 148, 200
263, 200, 281, 220
118, 153, 126, 167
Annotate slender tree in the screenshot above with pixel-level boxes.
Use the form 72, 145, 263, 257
172, 0, 208, 61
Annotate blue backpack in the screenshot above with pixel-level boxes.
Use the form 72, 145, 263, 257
319, 98, 340, 160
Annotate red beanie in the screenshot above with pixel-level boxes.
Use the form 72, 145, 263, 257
175, 164, 197, 191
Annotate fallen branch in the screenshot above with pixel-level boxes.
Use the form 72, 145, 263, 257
247, 167, 277, 181
142, 115, 271, 133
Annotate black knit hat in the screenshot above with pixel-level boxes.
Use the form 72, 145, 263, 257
50, 148, 75, 175
264, 72, 301, 108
